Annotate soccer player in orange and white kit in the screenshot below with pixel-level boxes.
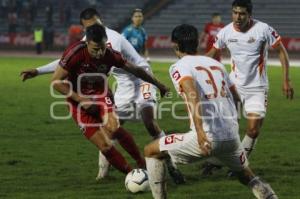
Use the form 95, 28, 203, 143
199, 13, 224, 62
204, 0, 294, 174
51, 24, 169, 176
144, 24, 278, 199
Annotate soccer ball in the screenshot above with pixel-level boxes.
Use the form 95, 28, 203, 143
125, 168, 150, 193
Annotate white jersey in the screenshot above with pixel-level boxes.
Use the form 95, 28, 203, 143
214, 19, 281, 89
169, 55, 239, 141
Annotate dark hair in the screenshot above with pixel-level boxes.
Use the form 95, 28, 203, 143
132, 8, 143, 16
86, 24, 107, 43
232, 0, 253, 14
171, 24, 199, 54
212, 12, 221, 17
79, 8, 100, 24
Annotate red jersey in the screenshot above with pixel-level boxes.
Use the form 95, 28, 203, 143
59, 41, 126, 96
204, 22, 224, 51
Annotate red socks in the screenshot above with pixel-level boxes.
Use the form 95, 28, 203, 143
102, 146, 132, 174
113, 127, 146, 168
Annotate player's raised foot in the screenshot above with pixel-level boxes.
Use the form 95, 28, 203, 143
252, 181, 278, 199
201, 162, 222, 177
95, 152, 110, 181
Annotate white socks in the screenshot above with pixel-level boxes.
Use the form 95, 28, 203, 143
242, 135, 257, 158
146, 157, 167, 199
248, 177, 277, 199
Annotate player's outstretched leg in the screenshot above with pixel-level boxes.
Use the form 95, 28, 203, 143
112, 127, 146, 168
144, 140, 167, 199
90, 128, 132, 175
236, 167, 278, 199
141, 106, 185, 184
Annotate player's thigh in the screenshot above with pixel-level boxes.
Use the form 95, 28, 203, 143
159, 131, 204, 164
216, 139, 249, 172
103, 111, 120, 136
242, 89, 268, 118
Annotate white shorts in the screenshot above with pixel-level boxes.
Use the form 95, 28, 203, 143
159, 131, 249, 172
237, 87, 268, 118
114, 80, 157, 121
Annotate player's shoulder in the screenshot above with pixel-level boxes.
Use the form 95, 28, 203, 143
106, 27, 122, 39
63, 41, 86, 57
252, 19, 269, 30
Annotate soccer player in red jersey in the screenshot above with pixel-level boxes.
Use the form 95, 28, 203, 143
199, 13, 224, 61
51, 24, 169, 175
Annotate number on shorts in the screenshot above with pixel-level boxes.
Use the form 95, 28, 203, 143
105, 97, 113, 105
140, 83, 151, 99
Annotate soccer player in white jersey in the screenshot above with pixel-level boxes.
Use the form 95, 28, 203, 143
204, 0, 294, 173
144, 24, 278, 199
20, 8, 184, 184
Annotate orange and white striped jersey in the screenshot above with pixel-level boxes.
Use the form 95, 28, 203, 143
213, 19, 281, 89
169, 55, 239, 141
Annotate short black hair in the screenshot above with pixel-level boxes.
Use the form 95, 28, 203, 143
86, 24, 107, 43
132, 8, 143, 16
232, 0, 253, 14
171, 24, 199, 54
79, 8, 100, 24
212, 12, 221, 17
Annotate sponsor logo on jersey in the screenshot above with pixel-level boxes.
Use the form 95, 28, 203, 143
247, 37, 256, 43
96, 64, 108, 73
172, 70, 181, 81
228, 39, 238, 43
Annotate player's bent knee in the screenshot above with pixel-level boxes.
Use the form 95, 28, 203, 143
144, 140, 161, 158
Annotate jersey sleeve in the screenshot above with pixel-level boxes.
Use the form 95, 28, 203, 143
213, 28, 226, 49
59, 47, 81, 72
119, 35, 148, 66
265, 25, 281, 48
169, 64, 193, 93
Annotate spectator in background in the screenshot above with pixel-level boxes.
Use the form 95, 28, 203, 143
34, 26, 43, 54
1, 0, 8, 19
122, 8, 149, 61
68, 24, 83, 45
44, 24, 54, 50
199, 13, 224, 61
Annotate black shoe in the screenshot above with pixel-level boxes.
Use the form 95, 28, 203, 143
201, 162, 222, 176
227, 170, 237, 178
166, 163, 186, 184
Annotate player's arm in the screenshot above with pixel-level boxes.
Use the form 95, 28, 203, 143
51, 66, 91, 107
180, 78, 211, 156
205, 46, 218, 58
229, 85, 241, 110
122, 62, 169, 97
20, 59, 60, 81
273, 42, 294, 99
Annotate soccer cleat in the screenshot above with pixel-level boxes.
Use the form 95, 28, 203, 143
201, 162, 223, 176
252, 182, 278, 199
95, 151, 110, 181
165, 156, 186, 184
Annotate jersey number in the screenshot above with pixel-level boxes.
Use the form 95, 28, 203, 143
195, 66, 227, 99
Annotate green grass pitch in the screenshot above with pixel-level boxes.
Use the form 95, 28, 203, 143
0, 57, 299, 199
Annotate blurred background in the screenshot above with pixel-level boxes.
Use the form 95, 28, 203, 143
0, 0, 299, 58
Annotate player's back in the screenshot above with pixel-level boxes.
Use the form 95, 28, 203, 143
170, 55, 239, 141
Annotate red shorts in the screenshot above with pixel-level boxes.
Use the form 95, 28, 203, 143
68, 94, 114, 139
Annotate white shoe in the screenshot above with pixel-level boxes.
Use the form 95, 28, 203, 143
95, 151, 110, 181
252, 182, 278, 199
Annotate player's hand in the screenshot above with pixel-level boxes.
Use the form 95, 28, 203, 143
20, 69, 38, 81
158, 84, 170, 98
80, 98, 100, 118
198, 137, 212, 157
282, 80, 294, 100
